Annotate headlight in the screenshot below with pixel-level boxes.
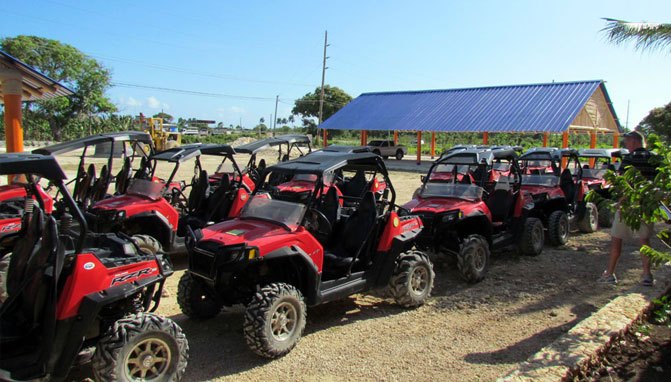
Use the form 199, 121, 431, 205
441, 210, 462, 223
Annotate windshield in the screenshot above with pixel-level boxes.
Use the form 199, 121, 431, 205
215, 157, 239, 175
492, 163, 511, 171
126, 178, 165, 200
434, 164, 472, 174
521, 174, 559, 187
240, 196, 307, 230
420, 183, 483, 200
582, 168, 608, 179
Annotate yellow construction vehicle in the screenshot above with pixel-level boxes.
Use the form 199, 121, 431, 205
139, 114, 182, 151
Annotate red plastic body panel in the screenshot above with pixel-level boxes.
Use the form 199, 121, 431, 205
402, 196, 491, 219
0, 217, 21, 236
56, 253, 160, 320
520, 184, 565, 200
376, 212, 423, 252
227, 188, 251, 218
0, 184, 54, 213
200, 219, 325, 271
92, 194, 179, 232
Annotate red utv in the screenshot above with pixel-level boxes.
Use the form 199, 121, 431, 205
178, 151, 434, 358
0, 153, 188, 382
403, 148, 544, 283
87, 143, 249, 254
519, 148, 598, 246
32, 131, 155, 208
577, 148, 628, 227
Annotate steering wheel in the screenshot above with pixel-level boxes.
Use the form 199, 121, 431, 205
248, 167, 261, 183
306, 209, 332, 244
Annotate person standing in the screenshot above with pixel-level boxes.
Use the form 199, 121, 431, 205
598, 130, 656, 286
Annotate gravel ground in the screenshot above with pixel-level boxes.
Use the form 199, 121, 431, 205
16, 148, 663, 381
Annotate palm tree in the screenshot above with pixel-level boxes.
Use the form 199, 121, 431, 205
602, 18, 671, 52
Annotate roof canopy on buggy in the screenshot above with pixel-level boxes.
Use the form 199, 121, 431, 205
314, 145, 372, 154
32, 131, 153, 156
577, 148, 628, 158
181, 143, 236, 156
520, 147, 578, 161
0, 153, 67, 180
150, 144, 203, 162
438, 148, 518, 166
234, 134, 311, 154
267, 151, 387, 175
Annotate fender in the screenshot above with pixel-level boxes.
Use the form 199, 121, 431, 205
123, 211, 175, 249
56, 253, 161, 320
263, 246, 320, 304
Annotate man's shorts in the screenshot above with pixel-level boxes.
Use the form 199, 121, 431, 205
611, 210, 655, 241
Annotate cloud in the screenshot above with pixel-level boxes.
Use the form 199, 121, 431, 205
119, 96, 142, 107
147, 96, 169, 110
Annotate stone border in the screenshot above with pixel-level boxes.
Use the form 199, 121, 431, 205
498, 263, 671, 382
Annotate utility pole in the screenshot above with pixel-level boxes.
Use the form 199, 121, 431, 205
273, 95, 279, 137
625, 99, 631, 130
318, 30, 329, 145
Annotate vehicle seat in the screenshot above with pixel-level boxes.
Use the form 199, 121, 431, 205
460, 174, 472, 185
91, 165, 110, 202
188, 170, 210, 217
5, 208, 45, 298
342, 170, 367, 199
134, 157, 151, 179
472, 165, 487, 185
486, 189, 513, 222
115, 157, 132, 194
206, 174, 234, 222
551, 163, 560, 176
318, 186, 340, 228
560, 169, 576, 202
0, 214, 61, 375
257, 159, 266, 173
324, 192, 376, 274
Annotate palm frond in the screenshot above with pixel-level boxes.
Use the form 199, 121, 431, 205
602, 18, 671, 52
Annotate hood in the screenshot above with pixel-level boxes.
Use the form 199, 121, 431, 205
200, 218, 289, 246
92, 194, 158, 211
403, 196, 480, 214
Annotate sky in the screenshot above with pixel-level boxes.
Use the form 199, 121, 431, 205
1, 0, 670, 129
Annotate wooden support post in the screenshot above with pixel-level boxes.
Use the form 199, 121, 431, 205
322, 129, 328, 148
3, 78, 24, 154
613, 132, 619, 148
363, 130, 368, 145
589, 131, 597, 167
430, 132, 436, 158
542, 132, 549, 147
393, 130, 398, 145
483, 132, 489, 145
416, 131, 422, 165
561, 131, 569, 168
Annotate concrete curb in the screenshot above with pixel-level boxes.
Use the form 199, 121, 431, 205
498, 263, 671, 382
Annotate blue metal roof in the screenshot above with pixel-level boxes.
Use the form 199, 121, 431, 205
320, 80, 621, 133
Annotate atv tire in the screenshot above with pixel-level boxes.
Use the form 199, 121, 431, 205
598, 200, 614, 228
131, 234, 163, 256
177, 272, 223, 319
456, 235, 490, 283
388, 250, 435, 307
577, 202, 598, 233
243, 283, 307, 358
395, 150, 404, 160
547, 210, 569, 246
520, 217, 544, 256
92, 313, 188, 382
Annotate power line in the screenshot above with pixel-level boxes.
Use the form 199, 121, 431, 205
112, 82, 276, 101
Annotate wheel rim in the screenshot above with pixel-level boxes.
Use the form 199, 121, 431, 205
532, 224, 543, 251
410, 266, 429, 295
270, 301, 298, 341
559, 216, 568, 241
473, 246, 486, 272
590, 207, 597, 228
125, 337, 171, 381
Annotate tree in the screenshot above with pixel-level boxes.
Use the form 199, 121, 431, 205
152, 112, 174, 122
1, 35, 116, 140
292, 85, 352, 135
602, 18, 671, 52
637, 101, 671, 142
